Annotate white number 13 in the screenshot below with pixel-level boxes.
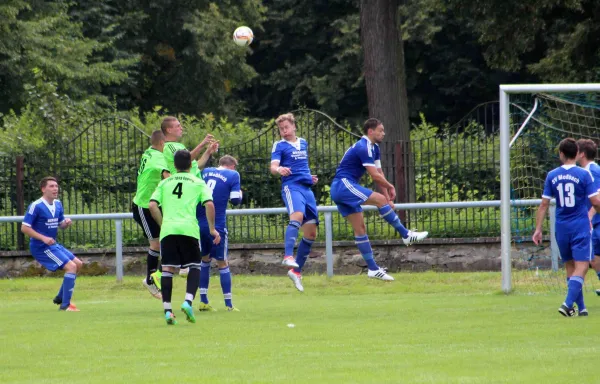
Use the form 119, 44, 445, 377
557, 183, 575, 207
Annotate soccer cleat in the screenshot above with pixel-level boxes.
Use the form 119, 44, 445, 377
558, 304, 576, 317
165, 311, 177, 325
53, 296, 62, 305
287, 269, 304, 292
198, 302, 217, 312
367, 268, 394, 281
151, 270, 162, 290
226, 306, 240, 312
180, 302, 196, 323
179, 267, 189, 277
59, 304, 80, 312
142, 278, 162, 300
579, 309, 589, 317
402, 230, 429, 246
596, 289, 600, 296
282, 256, 300, 268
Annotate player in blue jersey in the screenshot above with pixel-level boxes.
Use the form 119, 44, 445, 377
196, 153, 243, 311
533, 138, 600, 317
330, 118, 428, 281
270, 113, 319, 292
577, 138, 600, 299
21, 177, 82, 311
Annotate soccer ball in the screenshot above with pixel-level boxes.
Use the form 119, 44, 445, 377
233, 26, 253, 47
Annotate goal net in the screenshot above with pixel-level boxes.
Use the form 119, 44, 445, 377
503, 86, 600, 293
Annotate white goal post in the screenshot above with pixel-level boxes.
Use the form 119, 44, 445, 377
500, 83, 600, 293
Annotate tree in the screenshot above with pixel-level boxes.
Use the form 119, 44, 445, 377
0, 0, 133, 115
360, 0, 409, 145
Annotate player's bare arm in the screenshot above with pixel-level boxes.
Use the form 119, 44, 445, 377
366, 166, 395, 198
197, 141, 219, 170
21, 224, 55, 245
590, 194, 600, 214
203, 201, 221, 245
270, 160, 292, 176
190, 134, 215, 160
532, 198, 550, 245
148, 200, 163, 226
59, 218, 72, 229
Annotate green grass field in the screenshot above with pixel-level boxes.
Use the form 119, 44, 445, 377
2, 272, 600, 384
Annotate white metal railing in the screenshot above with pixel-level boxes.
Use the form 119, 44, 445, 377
0, 200, 556, 285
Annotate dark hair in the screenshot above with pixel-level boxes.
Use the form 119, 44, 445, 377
219, 155, 238, 167
40, 176, 58, 190
174, 149, 192, 171
160, 116, 178, 135
558, 138, 578, 160
151, 130, 165, 146
363, 118, 382, 135
577, 138, 597, 160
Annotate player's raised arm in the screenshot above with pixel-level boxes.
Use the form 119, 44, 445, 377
190, 134, 215, 160
197, 141, 219, 170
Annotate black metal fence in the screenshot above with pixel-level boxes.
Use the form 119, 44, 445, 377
0, 106, 505, 251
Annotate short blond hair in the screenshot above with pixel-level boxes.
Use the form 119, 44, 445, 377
275, 113, 295, 126
219, 155, 238, 167
160, 116, 178, 135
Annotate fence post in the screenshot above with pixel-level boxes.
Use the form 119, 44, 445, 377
394, 142, 406, 223
15, 156, 25, 250
548, 204, 559, 272
324, 212, 334, 278
115, 219, 123, 282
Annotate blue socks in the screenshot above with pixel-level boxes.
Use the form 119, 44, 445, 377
597, 271, 600, 281
199, 261, 211, 304
59, 273, 76, 309
565, 275, 584, 309
284, 220, 301, 256
567, 277, 586, 312
294, 238, 314, 273
355, 235, 379, 271
378, 205, 409, 238
220, 267, 233, 308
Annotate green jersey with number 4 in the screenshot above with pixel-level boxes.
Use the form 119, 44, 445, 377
133, 147, 169, 208
163, 142, 200, 177
150, 172, 213, 241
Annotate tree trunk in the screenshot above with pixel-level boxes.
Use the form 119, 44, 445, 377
360, 0, 412, 203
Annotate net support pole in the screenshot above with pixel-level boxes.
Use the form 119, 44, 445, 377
548, 204, 559, 272
324, 212, 334, 278
115, 219, 123, 283
500, 88, 512, 293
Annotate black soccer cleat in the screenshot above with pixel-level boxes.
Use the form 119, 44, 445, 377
53, 296, 62, 305
558, 304, 575, 317
595, 289, 600, 296
579, 309, 589, 317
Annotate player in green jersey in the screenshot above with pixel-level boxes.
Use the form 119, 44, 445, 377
149, 149, 220, 325
161, 116, 216, 277
132, 130, 170, 299
160, 116, 214, 177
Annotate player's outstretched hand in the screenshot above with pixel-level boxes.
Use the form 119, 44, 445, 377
211, 229, 221, 245
532, 229, 542, 245
311, 175, 318, 184
208, 141, 219, 154
43, 236, 56, 246
200, 134, 215, 148
62, 218, 73, 228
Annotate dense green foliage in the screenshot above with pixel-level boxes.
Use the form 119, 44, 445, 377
2, 0, 599, 126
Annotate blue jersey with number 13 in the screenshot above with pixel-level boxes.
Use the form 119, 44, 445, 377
542, 164, 597, 233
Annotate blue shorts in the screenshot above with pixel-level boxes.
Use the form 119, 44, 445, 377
281, 184, 319, 225
199, 228, 228, 261
31, 243, 75, 272
330, 178, 373, 217
593, 224, 600, 256
555, 230, 592, 263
